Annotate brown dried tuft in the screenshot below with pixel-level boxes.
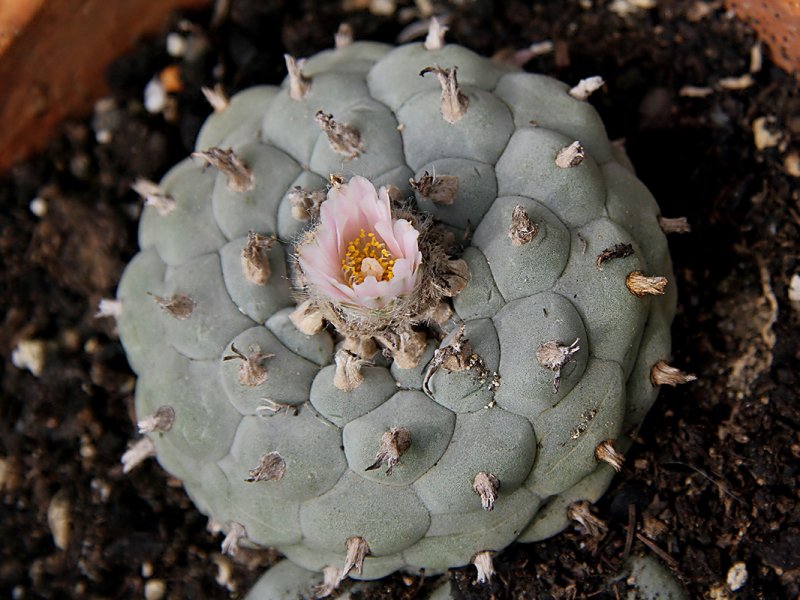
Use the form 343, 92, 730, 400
594, 439, 625, 472
137, 406, 175, 433
315, 111, 363, 159
555, 140, 585, 168
420, 66, 469, 124
341, 536, 369, 581
290, 299, 324, 335
596, 243, 634, 269
509, 205, 538, 245
472, 472, 500, 511
365, 427, 411, 476
192, 147, 255, 192
287, 186, 326, 221
201, 84, 228, 112
150, 293, 195, 320
626, 271, 668, 297
568, 500, 608, 537
284, 54, 311, 100
245, 451, 286, 483
132, 178, 175, 216
410, 171, 459, 205
223, 343, 273, 387
650, 360, 698, 386
334, 23, 353, 49
536, 338, 580, 393
333, 348, 367, 391
472, 551, 495, 584
221, 522, 247, 556
658, 216, 691, 234
241, 232, 275, 285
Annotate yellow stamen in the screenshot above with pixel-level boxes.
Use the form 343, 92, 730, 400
341, 229, 395, 285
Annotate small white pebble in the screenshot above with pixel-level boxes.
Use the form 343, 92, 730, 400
141, 562, 154, 578
726, 561, 748, 592
144, 579, 166, 600
718, 74, 755, 90
96, 130, 112, 144
679, 85, 714, 98
788, 273, 800, 305
784, 152, 800, 178
12, 339, 46, 377
752, 116, 782, 150
29, 197, 47, 217
144, 78, 167, 114
47, 491, 71, 551
166, 33, 187, 57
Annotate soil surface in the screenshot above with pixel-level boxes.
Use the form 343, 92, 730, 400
1, 1, 798, 598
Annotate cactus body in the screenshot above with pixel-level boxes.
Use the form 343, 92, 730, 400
118, 40, 676, 582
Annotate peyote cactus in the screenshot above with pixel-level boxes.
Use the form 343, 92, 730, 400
117, 23, 694, 597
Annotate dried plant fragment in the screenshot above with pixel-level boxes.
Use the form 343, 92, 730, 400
569, 76, 604, 100
221, 522, 247, 556
423, 324, 489, 397
245, 451, 286, 483
256, 399, 300, 417
150, 293, 195, 320
658, 216, 691, 234
376, 327, 427, 369
509, 205, 538, 245
290, 299, 324, 335
410, 171, 458, 205
201, 83, 228, 112
193, 147, 255, 193
340, 536, 370, 581
224, 343, 273, 387
284, 54, 311, 100
138, 406, 176, 433
536, 338, 580, 393
473, 472, 500, 511
718, 74, 754, 91
132, 178, 176, 216
288, 186, 326, 221
626, 271, 668, 297
431, 258, 469, 298
650, 360, 697, 387
420, 66, 469, 124
343, 336, 378, 360
568, 500, 607, 537
314, 565, 342, 598
96, 298, 123, 319
334, 23, 353, 49
424, 16, 448, 50
241, 231, 275, 285
595, 243, 634, 269
555, 141, 585, 168
472, 551, 495, 584
315, 111, 363, 159
365, 427, 411, 476
121, 437, 156, 474
333, 348, 367, 391
594, 439, 625, 472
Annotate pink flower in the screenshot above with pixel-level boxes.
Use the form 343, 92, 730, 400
297, 176, 423, 310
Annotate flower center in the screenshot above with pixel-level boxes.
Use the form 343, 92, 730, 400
341, 228, 395, 284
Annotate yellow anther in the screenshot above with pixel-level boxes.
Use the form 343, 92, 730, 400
340, 228, 395, 285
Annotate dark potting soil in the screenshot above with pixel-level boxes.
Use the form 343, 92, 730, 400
1, 1, 798, 598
